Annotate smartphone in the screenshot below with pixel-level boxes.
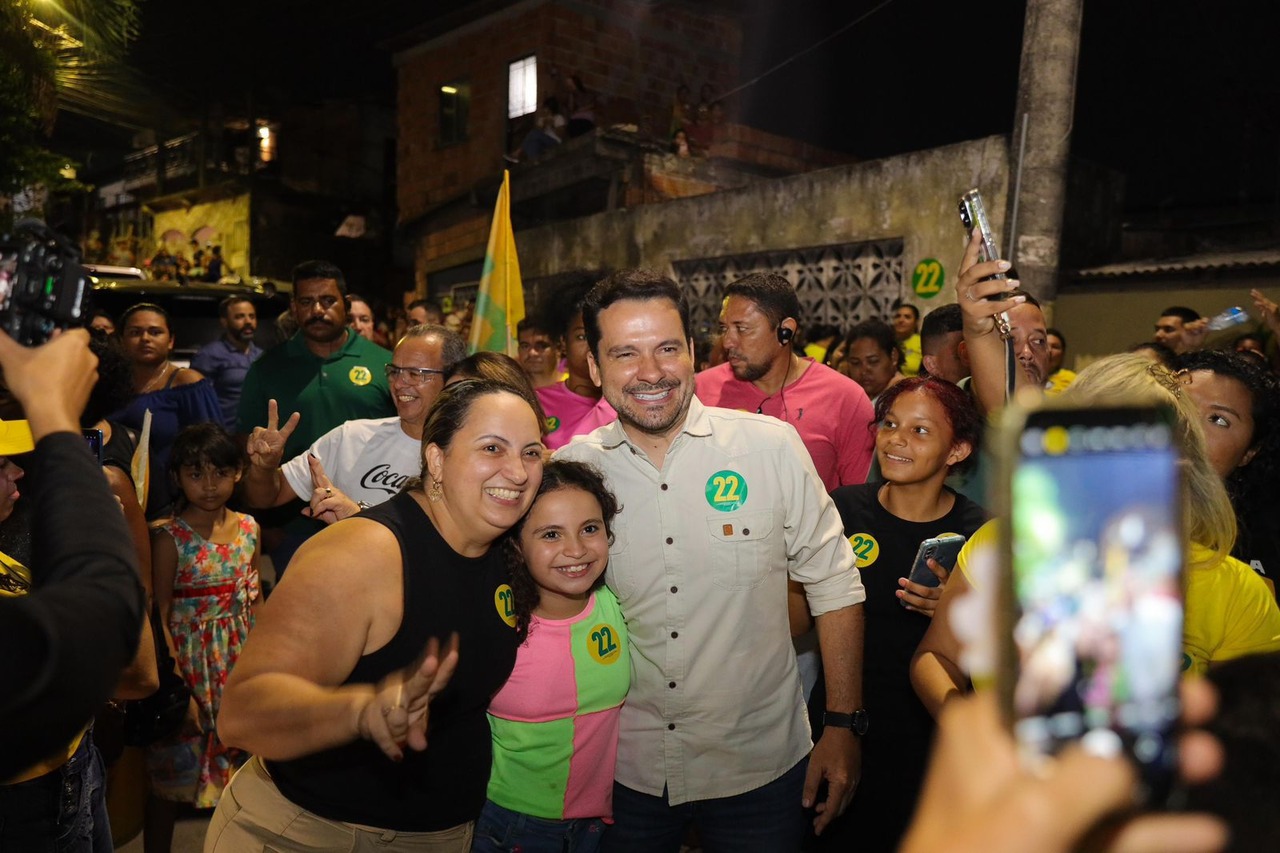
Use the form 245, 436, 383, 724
83, 428, 103, 464
996, 403, 1183, 804
958, 188, 1012, 340
906, 533, 967, 589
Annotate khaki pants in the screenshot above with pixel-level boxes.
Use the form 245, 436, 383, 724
205, 757, 473, 852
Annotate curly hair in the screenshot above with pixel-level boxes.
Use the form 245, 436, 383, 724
504, 460, 620, 643
870, 376, 983, 474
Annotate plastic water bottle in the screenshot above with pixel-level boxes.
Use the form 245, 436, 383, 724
1207, 306, 1249, 331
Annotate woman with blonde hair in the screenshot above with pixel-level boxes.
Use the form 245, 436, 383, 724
910, 353, 1280, 717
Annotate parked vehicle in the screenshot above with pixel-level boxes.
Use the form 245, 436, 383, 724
87, 265, 292, 363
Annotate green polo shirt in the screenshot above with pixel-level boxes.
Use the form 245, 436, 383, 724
236, 331, 394, 460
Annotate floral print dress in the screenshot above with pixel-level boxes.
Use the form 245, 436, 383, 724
147, 512, 259, 807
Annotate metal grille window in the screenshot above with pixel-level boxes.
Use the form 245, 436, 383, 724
672, 239, 906, 332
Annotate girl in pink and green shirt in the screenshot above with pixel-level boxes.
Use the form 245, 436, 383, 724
474, 460, 629, 853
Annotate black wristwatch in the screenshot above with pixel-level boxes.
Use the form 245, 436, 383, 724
823, 709, 869, 736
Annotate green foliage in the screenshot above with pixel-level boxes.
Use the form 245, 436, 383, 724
0, 1, 62, 200
0, 0, 140, 218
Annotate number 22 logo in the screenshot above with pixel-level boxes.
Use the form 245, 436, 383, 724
847, 533, 880, 568
494, 584, 516, 627
705, 469, 748, 512
588, 623, 621, 664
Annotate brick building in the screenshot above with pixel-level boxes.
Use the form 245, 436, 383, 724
390, 0, 850, 305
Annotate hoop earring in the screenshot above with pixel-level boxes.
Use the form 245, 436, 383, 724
428, 478, 443, 503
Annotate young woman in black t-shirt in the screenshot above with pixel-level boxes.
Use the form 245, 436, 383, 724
807, 377, 987, 852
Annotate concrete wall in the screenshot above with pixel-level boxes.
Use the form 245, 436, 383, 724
1054, 275, 1278, 370
510, 135, 1010, 319
151, 194, 251, 276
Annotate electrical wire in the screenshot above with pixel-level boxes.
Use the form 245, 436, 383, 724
718, 0, 900, 103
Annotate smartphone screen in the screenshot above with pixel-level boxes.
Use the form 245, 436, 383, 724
83, 428, 104, 465
1006, 406, 1182, 801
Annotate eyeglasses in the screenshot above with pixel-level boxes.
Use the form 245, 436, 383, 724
294, 295, 341, 310
385, 364, 445, 385
518, 341, 555, 353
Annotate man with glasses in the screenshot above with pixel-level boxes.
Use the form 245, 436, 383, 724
236, 261, 396, 572
243, 324, 465, 523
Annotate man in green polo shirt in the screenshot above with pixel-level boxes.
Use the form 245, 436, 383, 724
236, 260, 394, 574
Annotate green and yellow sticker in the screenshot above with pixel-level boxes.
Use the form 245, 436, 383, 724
705, 469, 748, 512
494, 583, 516, 628
587, 623, 622, 665
349, 365, 373, 386
847, 532, 880, 568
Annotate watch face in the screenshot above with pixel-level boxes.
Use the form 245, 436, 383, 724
852, 709, 869, 736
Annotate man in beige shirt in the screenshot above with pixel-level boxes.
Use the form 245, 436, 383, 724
556, 269, 867, 850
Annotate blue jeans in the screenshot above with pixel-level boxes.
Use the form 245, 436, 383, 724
603, 758, 808, 853
0, 730, 112, 852
472, 800, 605, 853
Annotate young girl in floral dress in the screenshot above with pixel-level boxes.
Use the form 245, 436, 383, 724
145, 423, 260, 853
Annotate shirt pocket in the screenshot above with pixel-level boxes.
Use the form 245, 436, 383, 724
706, 510, 776, 590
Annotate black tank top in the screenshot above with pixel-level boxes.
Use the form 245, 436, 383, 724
268, 491, 518, 831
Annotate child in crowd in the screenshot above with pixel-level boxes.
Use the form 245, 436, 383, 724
145, 423, 260, 853
474, 460, 628, 853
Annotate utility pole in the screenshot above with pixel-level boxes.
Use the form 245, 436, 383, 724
1005, 0, 1085, 305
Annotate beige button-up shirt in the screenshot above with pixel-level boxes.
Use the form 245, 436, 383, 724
556, 398, 864, 804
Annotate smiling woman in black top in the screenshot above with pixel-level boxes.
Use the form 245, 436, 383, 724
809, 376, 987, 852
209, 380, 545, 851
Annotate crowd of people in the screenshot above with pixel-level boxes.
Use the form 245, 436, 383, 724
3, 243, 1280, 853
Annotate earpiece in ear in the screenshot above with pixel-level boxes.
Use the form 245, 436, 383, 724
777, 325, 795, 345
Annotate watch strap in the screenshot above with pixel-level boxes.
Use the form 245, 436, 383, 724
823, 709, 869, 735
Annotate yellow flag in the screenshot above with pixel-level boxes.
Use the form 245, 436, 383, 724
468, 170, 525, 355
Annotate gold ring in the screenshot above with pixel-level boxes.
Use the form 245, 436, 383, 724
324, 487, 333, 496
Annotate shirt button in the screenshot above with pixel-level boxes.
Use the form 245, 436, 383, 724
667, 723, 676, 730
670, 631, 679, 639
670, 586, 678, 593
668, 681, 676, 688
742, 528, 750, 535
665, 537, 673, 545
660, 483, 668, 491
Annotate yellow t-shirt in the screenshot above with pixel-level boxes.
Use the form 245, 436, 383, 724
956, 520, 1280, 676
900, 333, 922, 377
1044, 369, 1077, 395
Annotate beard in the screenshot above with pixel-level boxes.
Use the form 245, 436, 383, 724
1019, 357, 1046, 386
609, 378, 694, 437
728, 352, 770, 382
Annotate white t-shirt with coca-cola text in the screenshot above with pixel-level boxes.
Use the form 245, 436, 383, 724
281, 416, 420, 508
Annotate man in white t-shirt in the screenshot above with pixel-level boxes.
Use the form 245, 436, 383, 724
243, 324, 465, 523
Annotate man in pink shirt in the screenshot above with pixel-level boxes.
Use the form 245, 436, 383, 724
696, 273, 875, 491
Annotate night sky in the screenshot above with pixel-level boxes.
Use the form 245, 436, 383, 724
117, 0, 1279, 215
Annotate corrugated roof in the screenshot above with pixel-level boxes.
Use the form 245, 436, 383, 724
1075, 249, 1280, 279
